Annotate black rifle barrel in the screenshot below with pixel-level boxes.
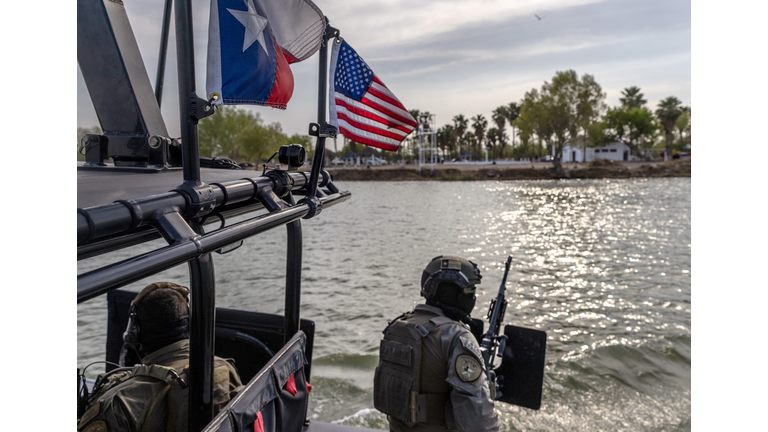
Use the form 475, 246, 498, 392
480, 255, 513, 387
488, 255, 512, 337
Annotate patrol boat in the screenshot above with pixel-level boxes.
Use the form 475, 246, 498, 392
76, 0, 545, 430
76, 0, 362, 429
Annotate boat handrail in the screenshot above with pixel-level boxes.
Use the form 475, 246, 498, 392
77, 169, 333, 244
78, 189, 350, 303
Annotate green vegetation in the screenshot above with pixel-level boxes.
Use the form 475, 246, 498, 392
77, 76, 690, 168
597, 106, 659, 158
655, 97, 685, 161
438, 172, 476, 181
398, 72, 690, 173
510, 70, 607, 176
76, 107, 312, 164
452, 114, 468, 157
619, 86, 647, 108
198, 106, 312, 163
674, 107, 691, 152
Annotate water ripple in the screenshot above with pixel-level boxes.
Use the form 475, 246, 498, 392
78, 178, 690, 430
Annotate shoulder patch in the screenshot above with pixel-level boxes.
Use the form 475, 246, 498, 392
455, 355, 482, 382
459, 334, 483, 364
82, 420, 108, 432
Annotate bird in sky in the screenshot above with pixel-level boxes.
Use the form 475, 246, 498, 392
535, 14, 545, 20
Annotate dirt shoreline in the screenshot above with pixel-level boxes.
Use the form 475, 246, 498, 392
326, 158, 691, 181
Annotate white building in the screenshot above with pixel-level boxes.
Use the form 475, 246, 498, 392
561, 141, 637, 162
360, 147, 388, 166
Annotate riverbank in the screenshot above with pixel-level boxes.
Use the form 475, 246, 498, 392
326, 158, 691, 181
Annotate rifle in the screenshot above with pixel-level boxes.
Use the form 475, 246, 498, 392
479, 255, 512, 398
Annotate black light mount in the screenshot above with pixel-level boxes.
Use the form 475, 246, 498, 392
308, 122, 338, 138
278, 144, 306, 171
81, 134, 109, 167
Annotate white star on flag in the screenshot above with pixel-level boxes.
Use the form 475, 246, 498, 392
328, 38, 417, 152
227, 0, 269, 55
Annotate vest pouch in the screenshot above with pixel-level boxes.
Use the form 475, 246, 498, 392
373, 313, 438, 425
78, 364, 182, 432
373, 364, 413, 422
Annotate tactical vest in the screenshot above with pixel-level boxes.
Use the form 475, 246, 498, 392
373, 310, 455, 426
78, 363, 191, 432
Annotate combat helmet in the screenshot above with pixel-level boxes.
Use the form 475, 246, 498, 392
120, 282, 190, 366
420, 255, 482, 299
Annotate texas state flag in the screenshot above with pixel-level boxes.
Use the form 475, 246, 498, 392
206, 0, 294, 109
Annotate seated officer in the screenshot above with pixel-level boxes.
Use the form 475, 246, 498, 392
78, 282, 242, 432
374, 256, 499, 432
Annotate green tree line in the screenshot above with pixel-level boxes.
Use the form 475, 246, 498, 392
197, 106, 312, 162
76, 106, 313, 164
78, 75, 690, 173
397, 71, 690, 175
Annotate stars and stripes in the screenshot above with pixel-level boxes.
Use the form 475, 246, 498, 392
329, 39, 416, 151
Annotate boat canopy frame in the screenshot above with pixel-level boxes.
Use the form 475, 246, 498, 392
77, 0, 346, 430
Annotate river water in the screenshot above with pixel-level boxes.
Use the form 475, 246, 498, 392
78, 178, 691, 431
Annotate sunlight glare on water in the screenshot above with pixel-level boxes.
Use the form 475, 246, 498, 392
78, 178, 690, 431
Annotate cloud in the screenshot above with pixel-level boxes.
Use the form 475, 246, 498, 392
78, 0, 690, 138
357, 0, 691, 126
320, 0, 606, 49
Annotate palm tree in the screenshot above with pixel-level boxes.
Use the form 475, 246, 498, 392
437, 124, 457, 158
486, 128, 505, 160
471, 114, 487, 157
504, 101, 521, 148
407, 109, 421, 158
452, 114, 468, 156
655, 96, 683, 161
620, 86, 647, 108
675, 106, 691, 147
492, 106, 507, 152
409, 109, 421, 123
463, 133, 477, 159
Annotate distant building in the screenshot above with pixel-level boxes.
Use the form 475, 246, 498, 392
323, 150, 339, 166
561, 142, 638, 162
330, 146, 389, 167
342, 151, 360, 167
359, 146, 388, 166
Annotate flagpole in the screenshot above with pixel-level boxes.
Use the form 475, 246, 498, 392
154, 0, 173, 107
175, 0, 201, 183
306, 19, 339, 200
174, 2, 218, 432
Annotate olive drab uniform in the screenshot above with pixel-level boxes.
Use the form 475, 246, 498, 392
374, 304, 499, 432
78, 339, 242, 432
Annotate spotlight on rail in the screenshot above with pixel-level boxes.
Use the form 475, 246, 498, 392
278, 144, 306, 171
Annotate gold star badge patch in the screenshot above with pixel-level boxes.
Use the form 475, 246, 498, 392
456, 354, 482, 382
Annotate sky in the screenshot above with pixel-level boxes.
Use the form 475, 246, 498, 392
76, 0, 691, 139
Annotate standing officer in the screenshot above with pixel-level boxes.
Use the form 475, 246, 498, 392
374, 256, 499, 431
78, 282, 242, 432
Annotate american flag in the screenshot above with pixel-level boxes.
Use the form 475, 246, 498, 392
328, 39, 416, 151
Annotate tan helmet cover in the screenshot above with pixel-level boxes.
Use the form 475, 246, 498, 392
132, 282, 190, 306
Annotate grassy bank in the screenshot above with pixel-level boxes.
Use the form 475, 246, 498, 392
327, 158, 691, 181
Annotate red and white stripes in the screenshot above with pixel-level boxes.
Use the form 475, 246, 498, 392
329, 40, 416, 152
